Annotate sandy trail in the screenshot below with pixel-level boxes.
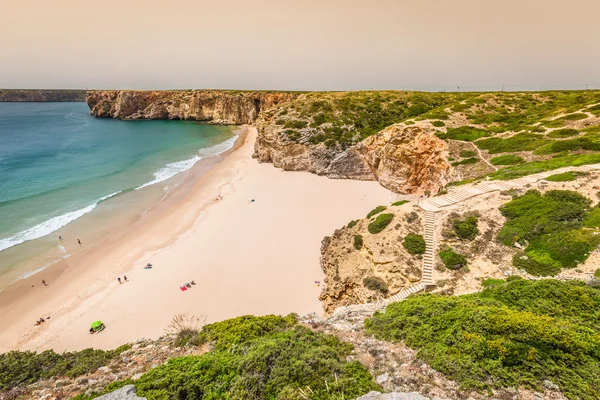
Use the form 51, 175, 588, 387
0, 127, 393, 352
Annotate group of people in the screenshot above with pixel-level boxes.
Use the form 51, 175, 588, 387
34, 316, 49, 326
117, 276, 128, 284
58, 235, 81, 245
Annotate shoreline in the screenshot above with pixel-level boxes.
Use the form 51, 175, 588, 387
0, 126, 393, 352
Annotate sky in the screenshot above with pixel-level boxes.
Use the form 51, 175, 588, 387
1, 0, 599, 91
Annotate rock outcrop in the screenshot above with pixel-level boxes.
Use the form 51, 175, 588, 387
0, 89, 86, 102
95, 385, 146, 400
319, 202, 424, 314
86, 90, 298, 124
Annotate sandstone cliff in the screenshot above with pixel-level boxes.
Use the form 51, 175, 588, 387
86, 90, 298, 125
0, 89, 86, 102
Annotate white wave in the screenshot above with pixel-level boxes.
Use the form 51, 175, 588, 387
0, 191, 121, 253
136, 135, 238, 190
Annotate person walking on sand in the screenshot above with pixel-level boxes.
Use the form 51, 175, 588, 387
118, 277, 122, 284
124, 275, 128, 282
77, 238, 81, 245
42, 279, 47, 286
59, 235, 63, 241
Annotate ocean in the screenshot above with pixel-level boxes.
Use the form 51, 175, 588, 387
0, 102, 237, 288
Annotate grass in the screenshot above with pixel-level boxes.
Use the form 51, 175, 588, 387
431, 120, 445, 127
368, 213, 394, 234
354, 235, 363, 250
498, 190, 600, 275
391, 200, 409, 207
595, 268, 600, 278
547, 128, 579, 138
367, 205, 387, 218
476, 133, 548, 154
489, 154, 524, 165
363, 276, 388, 294
136, 315, 379, 400
402, 234, 426, 255
488, 153, 600, 180
0, 345, 131, 390
459, 150, 477, 158
364, 278, 600, 400
452, 215, 479, 240
439, 246, 467, 269
451, 157, 478, 166
443, 126, 488, 141
347, 220, 359, 229
544, 171, 587, 182
558, 113, 588, 121
534, 134, 600, 155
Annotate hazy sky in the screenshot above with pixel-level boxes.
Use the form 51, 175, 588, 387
1, 0, 599, 90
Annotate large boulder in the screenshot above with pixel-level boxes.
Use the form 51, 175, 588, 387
95, 385, 146, 400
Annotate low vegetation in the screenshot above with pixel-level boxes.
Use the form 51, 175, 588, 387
459, 150, 477, 158
476, 133, 548, 154
368, 213, 394, 234
391, 200, 409, 207
0, 345, 131, 391
363, 276, 389, 294
498, 190, 600, 276
136, 315, 379, 400
451, 157, 478, 166
402, 234, 426, 255
452, 215, 479, 240
354, 234, 363, 250
489, 154, 524, 165
488, 153, 600, 180
438, 246, 467, 270
544, 171, 587, 182
347, 220, 359, 229
367, 205, 387, 218
365, 278, 600, 400
546, 128, 579, 138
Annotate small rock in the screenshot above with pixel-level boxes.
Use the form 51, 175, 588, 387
376, 373, 389, 384
97, 366, 111, 373
94, 384, 146, 400
136, 338, 146, 344
543, 379, 560, 391
131, 373, 144, 381
132, 344, 140, 350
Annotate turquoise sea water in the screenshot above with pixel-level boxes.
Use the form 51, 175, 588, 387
0, 102, 236, 263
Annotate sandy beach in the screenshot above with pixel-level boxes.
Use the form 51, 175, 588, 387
0, 127, 393, 352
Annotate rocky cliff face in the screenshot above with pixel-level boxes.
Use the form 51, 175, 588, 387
0, 89, 86, 102
255, 120, 452, 194
86, 90, 298, 125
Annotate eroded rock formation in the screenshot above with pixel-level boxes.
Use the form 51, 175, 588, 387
86, 90, 298, 124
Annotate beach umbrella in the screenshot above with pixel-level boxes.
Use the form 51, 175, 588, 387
91, 321, 103, 331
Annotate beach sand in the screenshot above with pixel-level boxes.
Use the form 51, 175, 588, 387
0, 127, 393, 352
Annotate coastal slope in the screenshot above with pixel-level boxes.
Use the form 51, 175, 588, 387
0, 89, 86, 102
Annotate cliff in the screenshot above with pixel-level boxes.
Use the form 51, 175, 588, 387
0, 89, 86, 102
86, 90, 298, 125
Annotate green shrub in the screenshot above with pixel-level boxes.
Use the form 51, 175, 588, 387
583, 208, 600, 228
137, 322, 379, 400
368, 213, 394, 234
354, 235, 363, 250
391, 200, 409, 207
497, 190, 600, 275
544, 171, 587, 182
476, 133, 548, 154
431, 120, 445, 127
367, 205, 387, 218
402, 234, 426, 255
347, 220, 359, 229
488, 153, 600, 180
451, 157, 478, 166
365, 279, 600, 400
363, 276, 388, 294
439, 247, 467, 269
283, 120, 308, 129
459, 150, 477, 158
559, 112, 588, 121
445, 126, 488, 141
547, 128, 579, 138
0, 346, 131, 391
452, 215, 479, 240
534, 135, 600, 155
595, 268, 600, 278
489, 154, 524, 165
481, 278, 505, 287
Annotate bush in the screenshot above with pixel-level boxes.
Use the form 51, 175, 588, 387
0, 346, 131, 390
595, 268, 600, 278
354, 235, 363, 250
559, 112, 588, 121
459, 150, 477, 158
347, 220, 359, 229
368, 213, 394, 234
402, 234, 426, 255
431, 120, 445, 127
497, 190, 600, 275
544, 171, 587, 182
547, 128, 579, 138
488, 153, 600, 180
451, 157, 478, 166
284, 120, 308, 129
391, 200, 409, 207
439, 247, 467, 269
367, 205, 387, 218
165, 313, 207, 346
136, 319, 379, 400
490, 154, 524, 166
452, 215, 479, 240
363, 276, 388, 294
476, 133, 548, 154
445, 126, 488, 141
406, 211, 419, 223
365, 279, 600, 400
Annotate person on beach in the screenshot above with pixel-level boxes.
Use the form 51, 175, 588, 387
42, 279, 47, 286
118, 277, 122, 284
124, 275, 128, 282
59, 235, 62, 241
77, 238, 81, 245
